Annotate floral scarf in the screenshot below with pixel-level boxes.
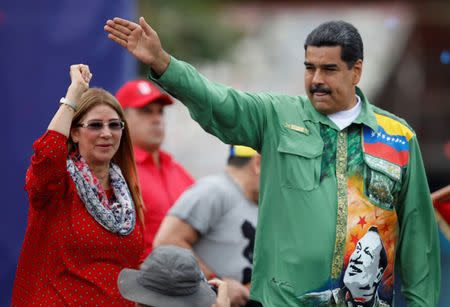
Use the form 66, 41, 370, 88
67, 152, 135, 235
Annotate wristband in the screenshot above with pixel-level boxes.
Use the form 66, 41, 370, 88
209, 273, 221, 280
59, 97, 78, 112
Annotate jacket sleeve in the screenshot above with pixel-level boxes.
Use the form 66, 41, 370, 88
148, 57, 269, 152
25, 130, 70, 208
395, 135, 441, 306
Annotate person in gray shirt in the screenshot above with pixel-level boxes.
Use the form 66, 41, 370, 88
154, 145, 260, 307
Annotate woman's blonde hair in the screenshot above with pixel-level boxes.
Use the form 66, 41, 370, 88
68, 87, 144, 226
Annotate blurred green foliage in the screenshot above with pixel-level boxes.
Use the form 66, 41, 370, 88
138, 0, 244, 74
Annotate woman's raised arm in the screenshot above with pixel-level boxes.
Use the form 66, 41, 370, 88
48, 64, 92, 137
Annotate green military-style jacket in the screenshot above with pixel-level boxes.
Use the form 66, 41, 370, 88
149, 57, 440, 307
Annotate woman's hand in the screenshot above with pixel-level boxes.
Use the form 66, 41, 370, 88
66, 64, 92, 107
70, 64, 92, 90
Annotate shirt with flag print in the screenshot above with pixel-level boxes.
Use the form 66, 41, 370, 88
148, 57, 441, 307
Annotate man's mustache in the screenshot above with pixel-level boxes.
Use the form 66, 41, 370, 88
309, 85, 332, 95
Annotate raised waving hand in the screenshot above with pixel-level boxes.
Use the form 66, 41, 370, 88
104, 17, 170, 76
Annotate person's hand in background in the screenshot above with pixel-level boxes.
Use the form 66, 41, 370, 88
209, 279, 230, 307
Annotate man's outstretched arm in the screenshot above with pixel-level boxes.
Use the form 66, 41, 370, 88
104, 17, 170, 76
105, 16, 268, 150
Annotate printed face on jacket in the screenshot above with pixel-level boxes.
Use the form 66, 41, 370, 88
343, 226, 387, 303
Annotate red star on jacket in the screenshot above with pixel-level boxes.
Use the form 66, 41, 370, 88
357, 216, 367, 229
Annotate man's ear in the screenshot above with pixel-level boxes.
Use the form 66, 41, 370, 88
251, 155, 261, 176
351, 59, 363, 85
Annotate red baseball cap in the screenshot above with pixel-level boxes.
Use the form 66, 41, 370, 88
116, 79, 173, 109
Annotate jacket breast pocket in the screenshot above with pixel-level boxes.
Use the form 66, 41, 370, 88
363, 154, 402, 210
277, 133, 323, 191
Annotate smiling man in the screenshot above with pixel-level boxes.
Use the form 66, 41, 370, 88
106, 18, 441, 307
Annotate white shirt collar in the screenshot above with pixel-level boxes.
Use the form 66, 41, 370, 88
327, 95, 362, 130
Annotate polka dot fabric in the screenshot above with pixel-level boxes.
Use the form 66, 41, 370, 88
12, 130, 144, 306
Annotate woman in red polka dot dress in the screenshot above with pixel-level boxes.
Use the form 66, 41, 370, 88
12, 64, 145, 306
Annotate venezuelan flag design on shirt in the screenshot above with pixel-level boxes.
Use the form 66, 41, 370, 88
363, 113, 414, 167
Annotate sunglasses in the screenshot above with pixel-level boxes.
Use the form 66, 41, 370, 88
76, 120, 125, 131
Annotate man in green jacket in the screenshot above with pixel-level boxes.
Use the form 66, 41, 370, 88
105, 18, 440, 307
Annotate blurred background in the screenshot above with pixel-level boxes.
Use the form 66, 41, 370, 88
1, 0, 448, 305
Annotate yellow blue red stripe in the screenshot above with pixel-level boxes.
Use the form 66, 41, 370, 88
374, 113, 414, 141
363, 114, 413, 166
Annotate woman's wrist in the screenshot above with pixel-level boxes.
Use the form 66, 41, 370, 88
59, 97, 77, 112
65, 84, 85, 106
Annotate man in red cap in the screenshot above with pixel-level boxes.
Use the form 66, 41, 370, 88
116, 79, 194, 258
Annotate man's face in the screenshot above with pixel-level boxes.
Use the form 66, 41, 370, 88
304, 46, 362, 115
125, 101, 165, 153
343, 231, 385, 303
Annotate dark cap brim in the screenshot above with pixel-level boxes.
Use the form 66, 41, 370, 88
118, 269, 216, 307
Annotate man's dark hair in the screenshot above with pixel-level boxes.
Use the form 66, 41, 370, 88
304, 20, 363, 69
227, 156, 252, 168
368, 226, 388, 271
